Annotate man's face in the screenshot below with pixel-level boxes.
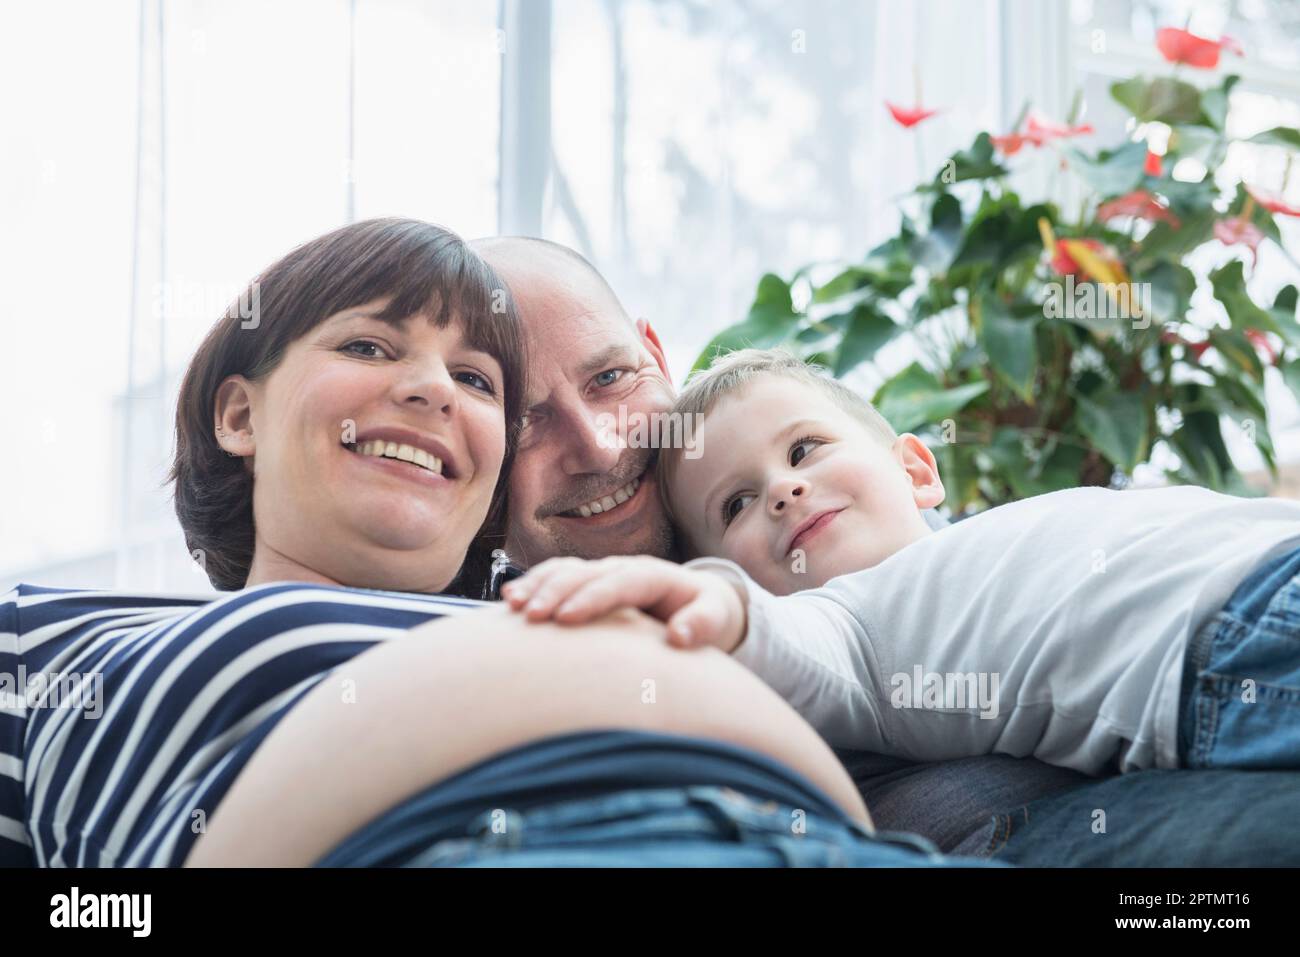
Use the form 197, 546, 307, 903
478, 245, 676, 566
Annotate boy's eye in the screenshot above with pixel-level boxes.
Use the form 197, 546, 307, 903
722, 493, 755, 526
790, 437, 821, 466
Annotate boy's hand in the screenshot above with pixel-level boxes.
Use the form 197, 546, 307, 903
501, 556, 746, 652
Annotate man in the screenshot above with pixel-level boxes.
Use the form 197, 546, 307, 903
474, 236, 1300, 865
474, 237, 676, 568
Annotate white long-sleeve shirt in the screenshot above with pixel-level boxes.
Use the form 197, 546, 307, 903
689, 485, 1300, 776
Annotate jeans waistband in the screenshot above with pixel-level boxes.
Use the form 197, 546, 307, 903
317, 729, 859, 866
1221, 544, 1300, 622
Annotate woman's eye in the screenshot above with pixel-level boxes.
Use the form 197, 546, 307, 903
722, 493, 755, 526
454, 370, 495, 394
790, 438, 821, 467
342, 340, 387, 359
593, 368, 625, 388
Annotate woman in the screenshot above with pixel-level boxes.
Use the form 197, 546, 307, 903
0, 218, 990, 868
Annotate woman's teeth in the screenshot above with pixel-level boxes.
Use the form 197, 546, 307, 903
348, 440, 443, 475
567, 477, 640, 518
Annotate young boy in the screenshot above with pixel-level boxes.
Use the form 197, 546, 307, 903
504, 349, 1300, 777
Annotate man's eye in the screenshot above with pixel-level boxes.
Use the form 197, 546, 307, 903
454, 370, 495, 394
342, 340, 387, 359
593, 368, 626, 388
721, 493, 755, 526
790, 437, 821, 467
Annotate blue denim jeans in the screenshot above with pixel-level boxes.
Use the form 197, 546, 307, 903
987, 544, 1300, 867
318, 729, 1005, 868
394, 785, 1005, 867
1178, 545, 1300, 769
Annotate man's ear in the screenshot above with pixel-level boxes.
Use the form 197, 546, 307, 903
636, 318, 672, 385
894, 433, 945, 510
214, 375, 257, 460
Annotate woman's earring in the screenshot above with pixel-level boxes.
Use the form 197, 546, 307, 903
215, 427, 240, 458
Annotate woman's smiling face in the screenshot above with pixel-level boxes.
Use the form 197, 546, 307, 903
219, 300, 507, 592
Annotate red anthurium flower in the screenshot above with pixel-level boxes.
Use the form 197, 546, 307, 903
1245, 328, 1280, 366
886, 102, 938, 128
1155, 27, 1244, 68
1144, 150, 1163, 177
1247, 186, 1300, 218
1050, 238, 1106, 278
1213, 216, 1266, 267
1096, 189, 1181, 228
1023, 112, 1094, 147
991, 133, 1027, 155
994, 114, 1092, 155
1162, 330, 1212, 361
987, 115, 1092, 156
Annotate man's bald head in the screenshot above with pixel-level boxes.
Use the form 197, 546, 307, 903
469, 235, 676, 567
472, 236, 632, 325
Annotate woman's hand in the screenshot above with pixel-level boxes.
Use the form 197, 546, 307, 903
502, 556, 747, 653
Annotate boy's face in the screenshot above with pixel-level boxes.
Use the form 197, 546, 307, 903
668, 377, 945, 595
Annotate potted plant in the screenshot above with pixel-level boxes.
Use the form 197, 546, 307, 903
693, 26, 1300, 515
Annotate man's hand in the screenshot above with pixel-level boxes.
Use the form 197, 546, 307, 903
501, 556, 747, 653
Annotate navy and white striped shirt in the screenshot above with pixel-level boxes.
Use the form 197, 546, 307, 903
0, 581, 480, 867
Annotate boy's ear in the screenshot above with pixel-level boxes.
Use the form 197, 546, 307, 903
894, 433, 945, 510
636, 318, 672, 385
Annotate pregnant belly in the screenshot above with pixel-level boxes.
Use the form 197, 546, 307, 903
187, 606, 869, 866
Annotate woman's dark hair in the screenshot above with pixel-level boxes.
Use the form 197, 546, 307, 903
169, 217, 526, 592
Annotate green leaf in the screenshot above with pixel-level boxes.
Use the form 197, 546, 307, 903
1210, 373, 1268, 422
691, 273, 798, 372
983, 429, 1087, 498
1031, 441, 1089, 495
1199, 74, 1240, 130
909, 192, 964, 272
1149, 170, 1213, 204
1075, 388, 1150, 472
1283, 358, 1300, 404
950, 193, 1055, 281
926, 132, 1009, 190
1137, 260, 1196, 324
814, 242, 914, 304
1169, 409, 1234, 488
975, 293, 1037, 400
1211, 260, 1279, 336
1132, 209, 1218, 272
872, 362, 989, 434
1066, 141, 1148, 198
1110, 76, 1204, 125
910, 277, 959, 322
1271, 285, 1300, 349
1210, 327, 1265, 383
1211, 375, 1275, 472
814, 267, 869, 303
1166, 124, 1227, 171
793, 311, 851, 350
1229, 182, 1283, 244
833, 305, 900, 376
1248, 127, 1300, 150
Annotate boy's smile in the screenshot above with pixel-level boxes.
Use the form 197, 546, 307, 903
668, 376, 946, 595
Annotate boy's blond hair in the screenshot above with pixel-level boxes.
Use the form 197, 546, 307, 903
656, 348, 898, 528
